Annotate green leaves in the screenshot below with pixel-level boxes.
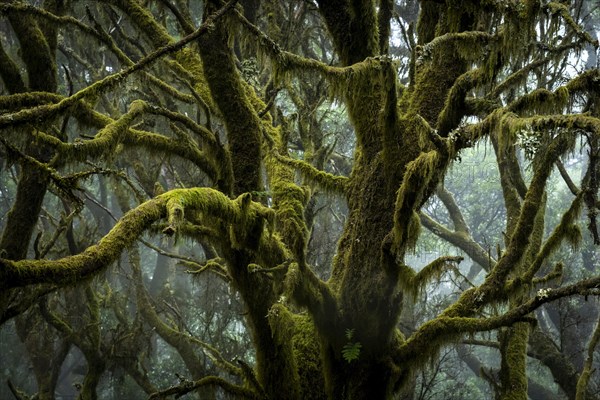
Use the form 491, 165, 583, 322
341, 329, 362, 363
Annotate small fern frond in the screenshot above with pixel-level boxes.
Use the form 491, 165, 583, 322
342, 341, 362, 363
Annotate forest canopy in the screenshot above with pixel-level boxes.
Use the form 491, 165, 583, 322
0, 0, 599, 399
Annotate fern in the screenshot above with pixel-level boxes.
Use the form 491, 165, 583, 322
342, 329, 362, 363
342, 342, 362, 362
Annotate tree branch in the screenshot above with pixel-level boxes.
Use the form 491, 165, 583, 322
148, 375, 257, 399
0, 0, 238, 129
0, 188, 274, 289
576, 314, 600, 400
419, 212, 495, 271
398, 274, 600, 364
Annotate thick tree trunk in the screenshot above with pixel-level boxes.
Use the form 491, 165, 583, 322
78, 361, 105, 400
310, 2, 473, 397
0, 4, 58, 258
499, 323, 530, 400
197, 3, 300, 399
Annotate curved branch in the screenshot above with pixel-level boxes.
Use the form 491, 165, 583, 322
0, 188, 274, 290
0, 3, 103, 40
489, 42, 582, 98
282, 262, 340, 347
512, 113, 599, 137
0, 92, 63, 111
520, 193, 583, 283
4, 4, 56, 93
232, 6, 383, 83
273, 153, 348, 195
60, 100, 146, 160
148, 375, 258, 399
507, 87, 570, 115
556, 160, 581, 195
0, 195, 164, 289
399, 273, 600, 364
436, 68, 486, 136
122, 129, 219, 184
129, 247, 237, 381
397, 255, 464, 299
439, 132, 574, 318
394, 150, 445, 251
436, 186, 469, 234
546, 2, 599, 46
0, 96, 221, 183
0, 0, 237, 129
420, 32, 495, 63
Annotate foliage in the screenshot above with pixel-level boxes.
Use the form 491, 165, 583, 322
341, 328, 362, 363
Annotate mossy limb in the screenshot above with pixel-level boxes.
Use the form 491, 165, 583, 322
0, 188, 275, 289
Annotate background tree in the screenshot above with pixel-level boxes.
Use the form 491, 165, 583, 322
0, 1, 598, 400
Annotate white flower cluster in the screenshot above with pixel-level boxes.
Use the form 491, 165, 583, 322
537, 288, 551, 300
516, 124, 541, 159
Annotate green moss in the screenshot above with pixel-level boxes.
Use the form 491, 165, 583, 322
424, 31, 494, 63
0, 92, 63, 111
142, 104, 232, 190
393, 150, 441, 250
196, 12, 263, 196
0, 197, 162, 288
107, 0, 223, 112
566, 69, 600, 95
411, 3, 477, 127
499, 323, 529, 400
123, 128, 219, 184
268, 303, 295, 345
262, 123, 311, 262
416, 2, 441, 45
0, 0, 233, 130
313, 0, 378, 65
498, 190, 544, 400
522, 193, 583, 283
508, 87, 570, 116
160, 188, 274, 247
437, 68, 486, 135
6, 9, 57, 92
61, 100, 146, 162
172, 48, 215, 111
274, 153, 348, 195
291, 314, 327, 400
398, 256, 464, 301
546, 2, 599, 46
264, 303, 301, 397
576, 317, 600, 400
0, 188, 277, 289
532, 262, 563, 285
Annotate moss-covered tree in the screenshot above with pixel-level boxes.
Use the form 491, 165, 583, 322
0, 1, 599, 399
